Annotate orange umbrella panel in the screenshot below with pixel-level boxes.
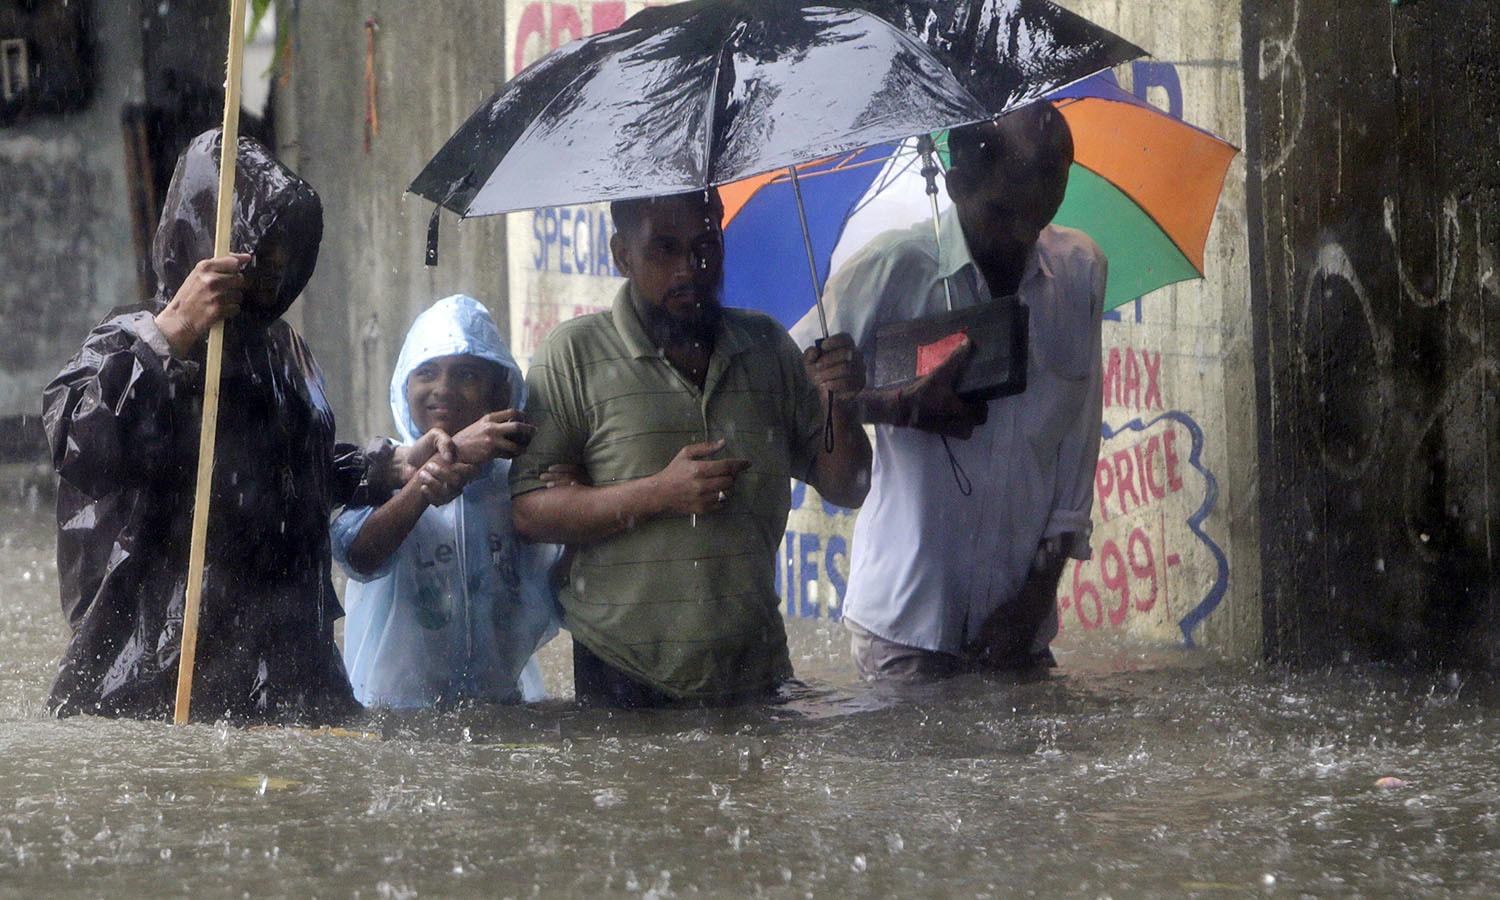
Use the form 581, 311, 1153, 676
1056, 93, 1238, 273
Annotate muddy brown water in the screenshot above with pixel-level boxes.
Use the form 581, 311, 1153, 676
2, 464, 1498, 897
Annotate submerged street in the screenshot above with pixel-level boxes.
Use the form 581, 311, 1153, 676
3, 465, 1499, 897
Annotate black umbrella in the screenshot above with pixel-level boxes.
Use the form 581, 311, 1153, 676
841, 0, 1146, 113
409, 0, 993, 222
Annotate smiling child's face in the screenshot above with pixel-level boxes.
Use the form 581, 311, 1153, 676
406, 354, 506, 435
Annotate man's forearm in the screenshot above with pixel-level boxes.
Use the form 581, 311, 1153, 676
854, 381, 987, 440
853, 386, 914, 427
511, 479, 664, 545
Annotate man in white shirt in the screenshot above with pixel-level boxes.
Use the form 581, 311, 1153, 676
791, 101, 1107, 681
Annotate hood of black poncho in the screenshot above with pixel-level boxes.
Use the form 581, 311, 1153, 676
151, 129, 323, 330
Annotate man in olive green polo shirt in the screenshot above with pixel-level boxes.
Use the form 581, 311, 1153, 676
511, 188, 871, 707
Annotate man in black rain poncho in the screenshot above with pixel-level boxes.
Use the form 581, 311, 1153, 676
43, 130, 382, 725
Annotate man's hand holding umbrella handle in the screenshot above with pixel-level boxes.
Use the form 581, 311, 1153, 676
804, 333, 865, 403
804, 334, 873, 509
156, 253, 252, 357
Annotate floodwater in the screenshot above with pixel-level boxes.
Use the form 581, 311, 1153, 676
3, 464, 1499, 898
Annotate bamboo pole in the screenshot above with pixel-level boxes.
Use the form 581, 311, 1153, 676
174, 0, 249, 725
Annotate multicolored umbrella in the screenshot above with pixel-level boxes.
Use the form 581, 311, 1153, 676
1050, 75, 1238, 308
723, 73, 1238, 322
720, 145, 901, 328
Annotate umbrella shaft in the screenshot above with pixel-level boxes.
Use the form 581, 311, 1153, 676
916, 135, 953, 312
928, 193, 953, 312
788, 166, 829, 338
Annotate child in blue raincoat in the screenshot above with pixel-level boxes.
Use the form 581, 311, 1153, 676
332, 295, 559, 707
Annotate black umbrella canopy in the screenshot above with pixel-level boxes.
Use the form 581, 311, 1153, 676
410, 0, 993, 217
844, 0, 1147, 112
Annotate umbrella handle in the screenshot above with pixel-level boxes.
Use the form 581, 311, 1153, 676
917, 133, 941, 198
813, 336, 835, 454
175, 0, 248, 726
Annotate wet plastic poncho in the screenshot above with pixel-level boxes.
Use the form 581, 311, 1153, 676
42, 130, 364, 724
331, 295, 560, 708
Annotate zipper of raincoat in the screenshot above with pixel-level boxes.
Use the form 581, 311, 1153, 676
454, 490, 473, 692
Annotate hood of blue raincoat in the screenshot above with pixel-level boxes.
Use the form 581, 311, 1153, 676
152, 129, 323, 330
389, 295, 525, 444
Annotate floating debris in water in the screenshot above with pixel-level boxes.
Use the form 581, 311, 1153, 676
204, 774, 302, 793
245, 724, 380, 740
1375, 776, 1409, 789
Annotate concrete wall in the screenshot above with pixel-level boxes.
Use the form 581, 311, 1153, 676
1244, 2, 1500, 666
1052, 0, 1257, 654
284, 2, 511, 444
0, 4, 141, 436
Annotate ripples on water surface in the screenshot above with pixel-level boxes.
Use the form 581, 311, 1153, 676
4, 478, 1500, 897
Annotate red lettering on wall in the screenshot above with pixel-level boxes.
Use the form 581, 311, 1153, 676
1142, 350, 1163, 409
1102, 347, 1164, 411
1094, 459, 1114, 522
1112, 448, 1140, 517
1103, 348, 1120, 406
513, 3, 634, 76
1163, 428, 1183, 492
1139, 436, 1164, 501
551, 5, 584, 47
513, 3, 546, 76
1095, 424, 1185, 522
1055, 519, 1178, 632
1123, 349, 1141, 408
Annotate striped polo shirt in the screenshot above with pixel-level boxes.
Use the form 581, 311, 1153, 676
511, 286, 825, 700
